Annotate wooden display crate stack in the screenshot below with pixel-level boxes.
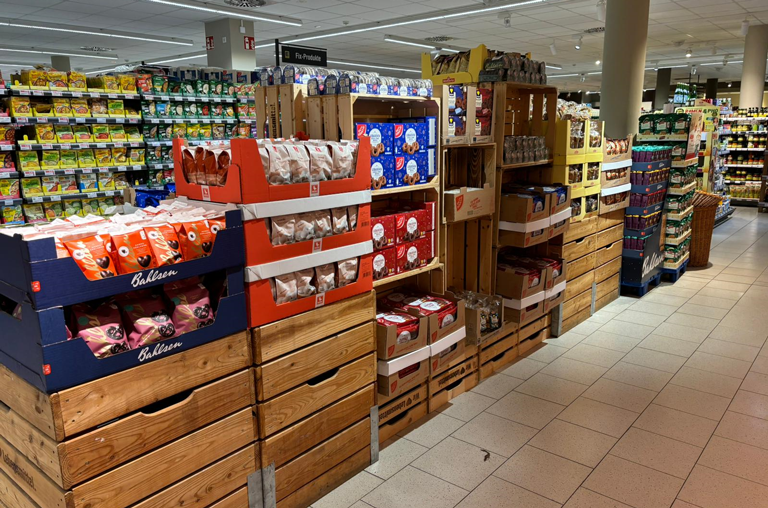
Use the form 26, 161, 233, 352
0, 333, 257, 508
251, 292, 376, 508
250, 84, 308, 139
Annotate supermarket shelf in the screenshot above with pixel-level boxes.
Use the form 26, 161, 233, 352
724, 163, 764, 168
147, 163, 174, 170
663, 253, 690, 270
672, 158, 699, 168
500, 159, 553, 170
144, 118, 239, 124
24, 190, 124, 203
20, 166, 146, 176
0, 145, 14, 151
18, 142, 144, 150
372, 178, 440, 196
631, 181, 667, 194
13, 117, 141, 125
666, 206, 693, 221
632, 160, 671, 172
667, 182, 696, 196
626, 201, 665, 216
625, 224, 659, 238
341, 93, 434, 102
723, 117, 768, 122
602, 159, 632, 171
141, 94, 237, 103
728, 148, 766, 151
373, 258, 442, 288
724, 180, 762, 185
237, 118, 260, 124
0, 198, 23, 206
0, 172, 19, 179
729, 197, 759, 205
714, 207, 735, 227
665, 229, 691, 246
636, 134, 688, 142
442, 142, 496, 150
146, 139, 233, 147
0, 118, 11, 124
11, 89, 139, 100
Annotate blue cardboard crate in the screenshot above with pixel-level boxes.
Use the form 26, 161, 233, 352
393, 123, 429, 155
0, 267, 246, 393
0, 209, 243, 310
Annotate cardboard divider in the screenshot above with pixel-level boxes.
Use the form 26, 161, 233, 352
173, 136, 372, 204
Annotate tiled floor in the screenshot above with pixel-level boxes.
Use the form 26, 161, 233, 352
313, 207, 768, 508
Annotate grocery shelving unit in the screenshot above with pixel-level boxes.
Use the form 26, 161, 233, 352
719, 115, 767, 207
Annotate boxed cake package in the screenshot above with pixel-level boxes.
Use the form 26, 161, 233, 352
376, 310, 429, 360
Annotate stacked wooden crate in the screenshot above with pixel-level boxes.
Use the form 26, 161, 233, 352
0, 333, 256, 508
251, 292, 376, 508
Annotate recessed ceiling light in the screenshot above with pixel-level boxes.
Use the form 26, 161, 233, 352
686, 48, 692, 57
146, 53, 207, 65
144, 0, 303, 26
0, 20, 194, 46
575, 37, 582, 50
0, 46, 118, 60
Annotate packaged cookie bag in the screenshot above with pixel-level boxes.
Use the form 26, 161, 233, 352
110, 226, 157, 274
175, 219, 215, 259
307, 143, 332, 182
266, 143, 292, 185
337, 258, 359, 287
286, 142, 310, 183
118, 292, 176, 348
272, 273, 298, 304
71, 302, 130, 358
270, 214, 296, 245
294, 213, 315, 242
295, 268, 317, 298
164, 279, 214, 334
64, 234, 118, 280
315, 263, 336, 293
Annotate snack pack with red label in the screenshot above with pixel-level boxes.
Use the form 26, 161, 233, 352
497, 264, 542, 289
402, 295, 458, 329
376, 311, 420, 345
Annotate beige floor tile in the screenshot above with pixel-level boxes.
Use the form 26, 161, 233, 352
583, 455, 684, 508
641, 292, 690, 307
313, 471, 383, 508
588, 310, 619, 324
720, 309, 768, 334
598, 320, 656, 339
752, 356, 768, 375
688, 294, 738, 309
714, 273, 758, 284
563, 343, 626, 368
363, 466, 468, 508
671, 500, 700, 508
730, 389, 768, 421
665, 312, 721, 332
570, 319, 604, 336
582, 378, 657, 413
679, 465, 768, 508
720, 267, 764, 278
673, 278, 709, 290
603, 361, 674, 391
500, 358, 548, 380
654, 384, 731, 421
716, 411, 768, 451
676, 302, 729, 320
613, 309, 667, 327
650, 285, 699, 299
741, 372, 768, 397
528, 419, 616, 467
602, 296, 637, 313
698, 435, 768, 487
685, 271, 716, 281
708, 325, 768, 347
452, 412, 537, 458
564, 488, 634, 508
471, 373, 524, 399
670, 366, 742, 398
697, 338, 760, 362
486, 391, 565, 430
653, 322, 710, 343
349, 502, 374, 508
544, 330, 586, 349
540, 357, 608, 385
685, 351, 752, 379
437, 391, 496, 422
696, 286, 746, 301
610, 428, 701, 479
515, 372, 589, 406
558, 397, 639, 438
630, 300, 681, 317
411, 437, 505, 491
523, 343, 569, 364
582, 330, 643, 352
622, 347, 687, 373
638, 335, 700, 358
455, 476, 560, 508
707, 278, 754, 292
366, 437, 430, 480
397, 413, 466, 448
494, 445, 592, 504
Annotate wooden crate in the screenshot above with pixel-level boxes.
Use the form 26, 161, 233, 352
479, 324, 520, 380
252, 291, 375, 364
565, 270, 595, 301
378, 384, 429, 444
517, 316, 549, 355
563, 288, 593, 320
306, 95, 340, 141
597, 209, 625, 231
0, 332, 256, 508
260, 84, 307, 139
595, 288, 620, 312
596, 273, 620, 301
595, 224, 624, 250
560, 215, 598, 244
595, 257, 622, 284
562, 306, 591, 334
428, 357, 479, 413
595, 239, 622, 267
336, 93, 440, 141
549, 234, 596, 261
566, 251, 597, 281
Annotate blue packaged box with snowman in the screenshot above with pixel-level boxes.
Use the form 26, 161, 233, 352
395, 152, 428, 187
393, 123, 429, 155
371, 155, 395, 190
355, 122, 393, 157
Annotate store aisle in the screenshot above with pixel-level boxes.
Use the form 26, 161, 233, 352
312, 207, 768, 508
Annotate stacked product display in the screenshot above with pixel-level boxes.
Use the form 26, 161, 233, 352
720, 110, 767, 207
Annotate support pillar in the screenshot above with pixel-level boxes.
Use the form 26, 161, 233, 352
653, 68, 671, 110
740, 24, 768, 108
50, 56, 71, 71
706, 78, 719, 100
204, 18, 256, 70
599, 0, 650, 137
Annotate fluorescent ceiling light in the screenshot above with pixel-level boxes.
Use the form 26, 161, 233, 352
0, 46, 118, 60
441, 48, 461, 53
0, 63, 34, 68
549, 73, 579, 78
384, 38, 435, 50
86, 67, 119, 75
546, 64, 562, 70
147, 53, 207, 65
254, 0, 543, 47
144, 0, 303, 26
0, 20, 193, 46
384, 35, 466, 54
327, 59, 420, 74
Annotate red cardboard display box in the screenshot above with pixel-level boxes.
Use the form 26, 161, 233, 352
372, 247, 397, 281
372, 214, 396, 251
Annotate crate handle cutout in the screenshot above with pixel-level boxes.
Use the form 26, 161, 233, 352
138, 389, 194, 415
490, 351, 506, 363
0, 293, 22, 322
382, 407, 413, 427
444, 377, 465, 392
0, 400, 9, 414
306, 366, 340, 386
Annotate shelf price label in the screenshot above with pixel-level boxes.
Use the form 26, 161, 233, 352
23, 171, 37, 177
96, 118, 107, 123
44, 170, 56, 176
64, 169, 75, 175
50, 195, 61, 202
81, 168, 92, 173
87, 193, 98, 198
58, 118, 69, 123
96, 143, 107, 148
41, 144, 53, 150
18, 90, 30, 96
108, 94, 118, 99
31, 197, 43, 203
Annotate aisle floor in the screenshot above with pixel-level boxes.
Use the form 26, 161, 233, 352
314, 207, 768, 508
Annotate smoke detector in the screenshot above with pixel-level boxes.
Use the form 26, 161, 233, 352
225, 0, 268, 7
425, 36, 454, 42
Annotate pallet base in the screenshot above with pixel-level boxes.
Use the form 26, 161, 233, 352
661, 258, 689, 282
621, 272, 662, 297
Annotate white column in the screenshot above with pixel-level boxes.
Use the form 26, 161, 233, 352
50, 56, 71, 71
599, 0, 650, 137
740, 24, 768, 108
204, 18, 256, 70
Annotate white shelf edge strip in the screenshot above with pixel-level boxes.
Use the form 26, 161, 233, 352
498, 208, 571, 233
239, 190, 372, 220
551, 208, 572, 223
601, 183, 632, 196
245, 241, 373, 281
545, 280, 567, 298
430, 326, 467, 357
602, 159, 632, 171
377, 345, 430, 376
503, 291, 546, 310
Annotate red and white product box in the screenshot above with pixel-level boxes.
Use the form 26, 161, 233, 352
395, 209, 424, 244
395, 239, 430, 274
373, 247, 396, 280
371, 214, 395, 251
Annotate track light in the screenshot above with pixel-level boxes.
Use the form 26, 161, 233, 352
686, 48, 692, 58
596, 0, 606, 22
0, 21, 194, 46
550, 41, 557, 56
742, 18, 750, 36
575, 37, 582, 50
727, 82, 733, 87
579, 73, 587, 82
690, 64, 697, 75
